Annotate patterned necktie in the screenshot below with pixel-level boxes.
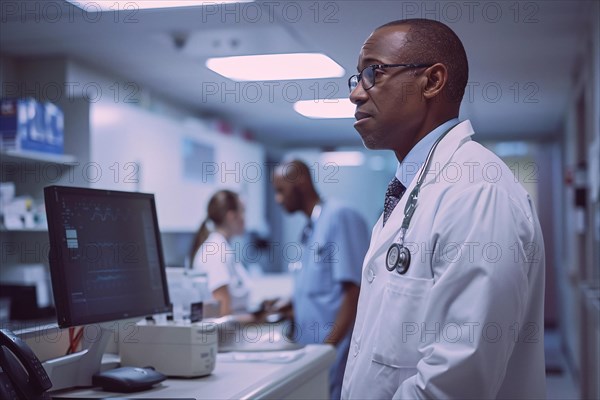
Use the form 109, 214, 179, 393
383, 177, 406, 226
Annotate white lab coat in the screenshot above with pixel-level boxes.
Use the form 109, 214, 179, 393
342, 120, 546, 399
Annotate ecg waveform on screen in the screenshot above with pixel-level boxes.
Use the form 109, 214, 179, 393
95, 273, 121, 282
85, 270, 134, 295
90, 206, 131, 222
60, 200, 133, 224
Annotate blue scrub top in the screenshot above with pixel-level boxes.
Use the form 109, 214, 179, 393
292, 199, 368, 343
291, 199, 369, 399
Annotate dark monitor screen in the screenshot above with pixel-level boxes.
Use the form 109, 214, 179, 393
44, 186, 171, 328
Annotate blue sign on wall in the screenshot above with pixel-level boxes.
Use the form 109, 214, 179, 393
0, 98, 64, 154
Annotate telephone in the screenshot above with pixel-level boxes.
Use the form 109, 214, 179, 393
0, 328, 52, 400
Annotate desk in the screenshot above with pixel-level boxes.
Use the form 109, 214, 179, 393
50, 345, 335, 400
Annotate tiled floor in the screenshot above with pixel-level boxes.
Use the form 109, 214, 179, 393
545, 330, 579, 399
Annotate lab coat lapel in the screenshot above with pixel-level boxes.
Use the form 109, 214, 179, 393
362, 213, 385, 265
365, 120, 475, 263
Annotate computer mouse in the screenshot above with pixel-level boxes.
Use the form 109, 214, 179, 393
92, 366, 166, 393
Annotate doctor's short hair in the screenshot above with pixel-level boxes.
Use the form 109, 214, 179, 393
275, 158, 314, 185
377, 18, 469, 104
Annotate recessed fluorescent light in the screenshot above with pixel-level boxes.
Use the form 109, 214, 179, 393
206, 53, 345, 81
493, 142, 530, 157
293, 98, 354, 119
320, 151, 365, 167
66, 1, 252, 11
91, 104, 122, 127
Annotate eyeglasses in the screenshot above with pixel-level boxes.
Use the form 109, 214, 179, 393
348, 63, 433, 93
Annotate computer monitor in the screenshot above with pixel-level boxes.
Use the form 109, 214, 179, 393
42, 185, 171, 390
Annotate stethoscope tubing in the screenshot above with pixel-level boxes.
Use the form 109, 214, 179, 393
386, 123, 458, 275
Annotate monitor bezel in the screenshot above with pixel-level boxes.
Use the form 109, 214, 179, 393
44, 185, 172, 328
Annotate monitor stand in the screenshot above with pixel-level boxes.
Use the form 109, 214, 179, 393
42, 318, 138, 391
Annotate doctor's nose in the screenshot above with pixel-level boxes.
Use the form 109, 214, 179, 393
349, 81, 368, 106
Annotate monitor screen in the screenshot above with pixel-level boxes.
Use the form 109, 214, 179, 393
44, 186, 171, 328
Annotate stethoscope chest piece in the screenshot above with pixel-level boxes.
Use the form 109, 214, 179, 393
386, 243, 410, 274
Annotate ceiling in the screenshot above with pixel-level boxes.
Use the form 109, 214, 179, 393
0, 0, 594, 147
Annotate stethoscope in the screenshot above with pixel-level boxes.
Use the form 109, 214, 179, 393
386, 124, 458, 275
289, 202, 323, 272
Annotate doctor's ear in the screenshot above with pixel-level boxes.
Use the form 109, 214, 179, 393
422, 63, 448, 100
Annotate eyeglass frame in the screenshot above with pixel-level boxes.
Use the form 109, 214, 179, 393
348, 63, 434, 93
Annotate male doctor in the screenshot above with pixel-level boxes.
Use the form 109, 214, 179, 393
342, 19, 546, 399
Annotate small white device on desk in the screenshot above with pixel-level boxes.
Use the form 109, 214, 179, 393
120, 320, 217, 377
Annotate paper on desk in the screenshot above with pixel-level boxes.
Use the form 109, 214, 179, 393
220, 349, 305, 364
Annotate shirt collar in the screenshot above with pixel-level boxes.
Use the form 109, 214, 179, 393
395, 117, 460, 188
311, 202, 323, 223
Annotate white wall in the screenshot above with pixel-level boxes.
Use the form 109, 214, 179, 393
90, 101, 266, 233
57, 58, 267, 234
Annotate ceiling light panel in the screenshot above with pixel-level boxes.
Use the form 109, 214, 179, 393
320, 151, 365, 167
294, 98, 354, 119
206, 53, 345, 81
66, 1, 253, 11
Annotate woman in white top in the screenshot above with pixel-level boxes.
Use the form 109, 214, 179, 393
189, 190, 251, 316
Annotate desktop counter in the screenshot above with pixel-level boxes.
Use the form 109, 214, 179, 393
50, 344, 335, 400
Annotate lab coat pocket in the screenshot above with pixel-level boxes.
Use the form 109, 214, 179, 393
372, 275, 433, 368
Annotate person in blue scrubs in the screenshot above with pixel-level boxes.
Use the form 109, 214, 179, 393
272, 159, 369, 400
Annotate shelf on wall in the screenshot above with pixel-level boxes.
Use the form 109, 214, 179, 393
0, 226, 48, 233
0, 150, 76, 165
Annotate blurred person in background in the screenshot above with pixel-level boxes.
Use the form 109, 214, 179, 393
272, 159, 370, 400
189, 189, 251, 317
